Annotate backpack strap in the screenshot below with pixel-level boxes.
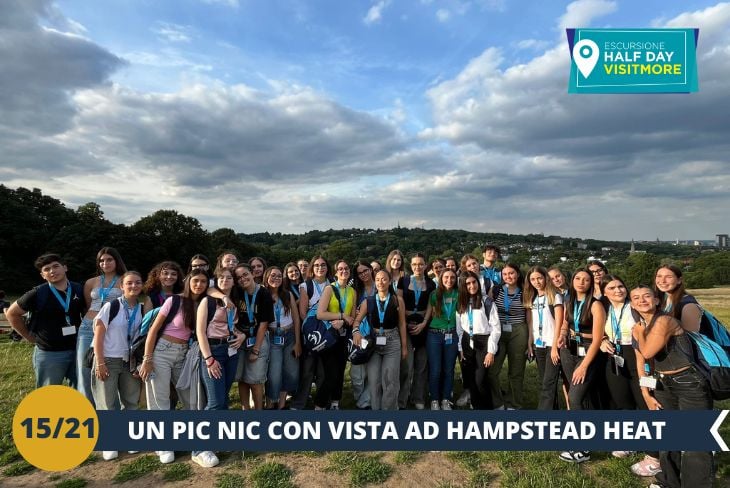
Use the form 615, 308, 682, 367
108, 298, 122, 323
366, 295, 377, 325
330, 285, 343, 313
306, 279, 314, 300
155, 295, 181, 343
208, 297, 219, 325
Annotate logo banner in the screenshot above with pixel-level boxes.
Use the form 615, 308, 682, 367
567, 28, 699, 93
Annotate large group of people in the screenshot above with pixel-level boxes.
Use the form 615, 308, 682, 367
4, 245, 720, 487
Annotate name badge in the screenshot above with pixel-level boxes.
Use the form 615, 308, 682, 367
577, 345, 586, 357
445, 333, 453, 345
469, 338, 474, 350
62, 326, 76, 336
376, 336, 387, 346
273, 335, 285, 346
640, 376, 657, 390
360, 338, 369, 349
535, 337, 545, 348
227, 347, 238, 357
613, 354, 625, 368
246, 337, 256, 348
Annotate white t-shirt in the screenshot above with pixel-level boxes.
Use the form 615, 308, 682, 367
95, 298, 142, 361
530, 293, 564, 348
604, 302, 634, 346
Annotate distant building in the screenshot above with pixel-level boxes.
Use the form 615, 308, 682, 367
717, 234, 729, 248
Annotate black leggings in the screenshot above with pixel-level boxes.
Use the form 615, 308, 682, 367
314, 338, 346, 408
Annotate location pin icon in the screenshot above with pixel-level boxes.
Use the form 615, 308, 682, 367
573, 39, 599, 78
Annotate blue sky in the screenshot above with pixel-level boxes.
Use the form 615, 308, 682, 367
2, 0, 729, 241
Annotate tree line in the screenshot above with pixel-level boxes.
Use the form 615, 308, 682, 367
1, 185, 728, 293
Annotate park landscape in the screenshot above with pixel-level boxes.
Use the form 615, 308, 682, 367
0, 288, 728, 488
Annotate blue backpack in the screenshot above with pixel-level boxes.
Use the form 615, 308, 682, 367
699, 308, 730, 354
684, 331, 730, 400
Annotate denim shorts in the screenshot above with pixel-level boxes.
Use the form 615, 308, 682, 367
236, 333, 270, 384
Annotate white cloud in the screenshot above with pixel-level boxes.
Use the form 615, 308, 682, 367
153, 22, 193, 43
364, 1, 390, 25
557, 0, 617, 32
436, 9, 451, 22
514, 39, 551, 51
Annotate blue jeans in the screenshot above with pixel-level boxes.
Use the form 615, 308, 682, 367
33, 346, 76, 388
75, 317, 95, 406
426, 330, 458, 402
201, 343, 239, 410
266, 329, 299, 402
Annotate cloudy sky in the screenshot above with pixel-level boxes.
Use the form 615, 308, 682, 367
2, 0, 729, 241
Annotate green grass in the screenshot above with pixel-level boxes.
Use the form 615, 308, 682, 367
112, 454, 160, 483
161, 462, 193, 482
2, 460, 34, 476
326, 452, 393, 487
55, 477, 88, 488
393, 450, 423, 465
215, 472, 247, 488
249, 461, 294, 488
349, 454, 393, 487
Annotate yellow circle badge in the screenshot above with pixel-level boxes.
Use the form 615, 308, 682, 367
12, 385, 99, 471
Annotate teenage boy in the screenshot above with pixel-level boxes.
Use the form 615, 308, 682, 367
481, 245, 502, 293
5, 254, 86, 387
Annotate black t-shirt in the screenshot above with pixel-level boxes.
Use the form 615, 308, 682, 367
398, 275, 435, 312
17, 282, 85, 351
235, 286, 275, 333
369, 294, 400, 330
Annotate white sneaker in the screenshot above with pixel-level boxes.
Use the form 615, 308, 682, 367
430, 400, 440, 410
414, 402, 425, 410
455, 390, 470, 407
441, 400, 452, 410
156, 450, 175, 464
611, 450, 635, 458
102, 451, 118, 461
192, 451, 219, 468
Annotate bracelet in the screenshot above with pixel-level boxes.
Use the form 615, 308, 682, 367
143, 358, 153, 363
205, 357, 216, 366
204, 355, 213, 360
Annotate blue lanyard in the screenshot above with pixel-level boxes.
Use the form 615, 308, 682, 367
535, 295, 545, 338
122, 298, 139, 343
610, 303, 627, 353
226, 307, 236, 335
99, 275, 118, 303
49, 283, 72, 325
573, 299, 586, 343
466, 302, 474, 337
483, 267, 500, 284
244, 285, 259, 325
274, 298, 282, 329
413, 277, 422, 307
376, 293, 390, 334
335, 283, 349, 313
502, 286, 512, 313
442, 292, 455, 320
